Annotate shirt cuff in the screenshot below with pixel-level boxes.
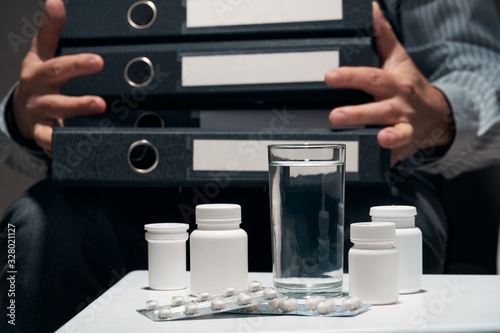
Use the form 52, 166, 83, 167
0, 82, 19, 139
417, 82, 478, 179
1, 82, 46, 156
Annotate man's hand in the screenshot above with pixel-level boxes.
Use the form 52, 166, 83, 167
325, 2, 454, 166
12, 0, 106, 155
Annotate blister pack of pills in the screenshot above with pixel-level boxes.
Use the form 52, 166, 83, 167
137, 281, 271, 321
232, 295, 371, 317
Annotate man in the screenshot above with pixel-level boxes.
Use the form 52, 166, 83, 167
1, 0, 499, 331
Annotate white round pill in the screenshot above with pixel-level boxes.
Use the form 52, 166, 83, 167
157, 306, 173, 319
263, 287, 279, 300
248, 281, 263, 292
211, 297, 226, 311
316, 301, 331, 315
171, 296, 185, 307
278, 298, 298, 313
185, 302, 200, 315
268, 298, 280, 310
237, 292, 253, 305
305, 296, 323, 311
145, 300, 159, 311
246, 305, 260, 312
197, 292, 211, 302
223, 287, 237, 297
324, 298, 336, 310
343, 296, 362, 311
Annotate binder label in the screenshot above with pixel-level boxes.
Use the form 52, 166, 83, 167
193, 140, 359, 172
186, 0, 343, 28
182, 50, 339, 86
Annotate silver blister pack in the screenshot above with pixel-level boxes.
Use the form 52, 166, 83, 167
232, 302, 371, 317
137, 283, 371, 321
137, 282, 269, 321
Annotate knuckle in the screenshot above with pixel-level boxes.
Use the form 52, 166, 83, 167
38, 98, 56, 114
19, 74, 31, 85
68, 59, 83, 74
367, 71, 383, 86
25, 99, 38, 112
19, 69, 34, 85
48, 61, 64, 78
45, 101, 55, 113
71, 55, 91, 74
381, 102, 397, 119
33, 126, 44, 142
76, 58, 88, 72
338, 68, 353, 83
398, 78, 416, 96
77, 98, 91, 109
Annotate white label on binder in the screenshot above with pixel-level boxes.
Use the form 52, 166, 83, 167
193, 140, 359, 172
186, 0, 343, 28
199, 110, 335, 129
182, 51, 339, 87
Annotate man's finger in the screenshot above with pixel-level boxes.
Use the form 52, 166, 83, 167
329, 99, 407, 127
33, 121, 54, 152
43, 148, 52, 157
32, 54, 104, 88
372, 1, 409, 70
32, 0, 66, 61
377, 122, 414, 149
29, 94, 106, 119
325, 67, 398, 99
35, 0, 66, 58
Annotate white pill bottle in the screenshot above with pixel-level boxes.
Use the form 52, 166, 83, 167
190, 204, 248, 295
145, 223, 189, 290
370, 205, 422, 294
348, 222, 399, 305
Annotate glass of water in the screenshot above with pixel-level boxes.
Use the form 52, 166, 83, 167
268, 143, 345, 297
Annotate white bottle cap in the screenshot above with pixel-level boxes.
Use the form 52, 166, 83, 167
196, 204, 241, 228
350, 222, 396, 243
144, 223, 189, 241
369, 205, 417, 228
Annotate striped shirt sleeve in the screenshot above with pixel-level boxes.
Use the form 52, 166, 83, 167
398, 0, 500, 179
0, 83, 48, 179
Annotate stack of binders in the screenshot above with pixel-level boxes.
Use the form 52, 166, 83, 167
52, 0, 389, 187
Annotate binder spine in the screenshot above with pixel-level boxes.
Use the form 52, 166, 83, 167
59, 0, 373, 45
59, 37, 377, 108
51, 128, 389, 187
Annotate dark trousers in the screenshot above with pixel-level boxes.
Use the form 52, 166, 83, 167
0, 171, 447, 332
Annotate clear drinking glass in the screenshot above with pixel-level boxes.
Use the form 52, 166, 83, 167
268, 143, 345, 297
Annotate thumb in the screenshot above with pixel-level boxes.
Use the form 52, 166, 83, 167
372, 1, 409, 71
31, 0, 66, 61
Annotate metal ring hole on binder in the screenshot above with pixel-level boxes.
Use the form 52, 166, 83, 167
124, 57, 155, 88
127, 0, 157, 30
127, 140, 159, 174
135, 112, 165, 128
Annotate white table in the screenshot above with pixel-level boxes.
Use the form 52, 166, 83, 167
57, 271, 500, 333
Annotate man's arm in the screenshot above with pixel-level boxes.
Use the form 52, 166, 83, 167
326, 2, 454, 168
326, 1, 500, 179
400, 0, 500, 179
